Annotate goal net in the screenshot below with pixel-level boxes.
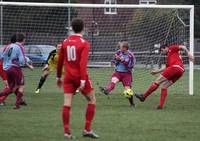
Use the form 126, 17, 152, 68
0, 2, 194, 95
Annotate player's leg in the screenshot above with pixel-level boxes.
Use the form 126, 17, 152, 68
124, 86, 135, 107
122, 73, 135, 107
135, 74, 167, 102
35, 70, 50, 94
82, 79, 99, 138
158, 67, 184, 109
82, 91, 99, 138
157, 80, 172, 109
14, 85, 24, 109
62, 79, 76, 139
62, 93, 75, 139
0, 70, 9, 105
99, 72, 120, 95
0, 69, 15, 97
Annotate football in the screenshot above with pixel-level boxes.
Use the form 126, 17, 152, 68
123, 88, 134, 98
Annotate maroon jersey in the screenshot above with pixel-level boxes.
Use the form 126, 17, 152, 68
166, 45, 184, 69
57, 34, 90, 80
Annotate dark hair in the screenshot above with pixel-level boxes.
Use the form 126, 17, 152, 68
16, 33, 25, 42
10, 34, 17, 43
71, 18, 84, 33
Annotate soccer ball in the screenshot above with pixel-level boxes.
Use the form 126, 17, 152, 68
123, 89, 134, 98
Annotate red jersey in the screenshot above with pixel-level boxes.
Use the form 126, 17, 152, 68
166, 45, 184, 69
57, 34, 90, 80
0, 59, 7, 80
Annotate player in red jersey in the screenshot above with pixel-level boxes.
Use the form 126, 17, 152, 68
135, 44, 194, 109
0, 35, 16, 106
57, 18, 99, 139
0, 60, 8, 87
0, 59, 8, 106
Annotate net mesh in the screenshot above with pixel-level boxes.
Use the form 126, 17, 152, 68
0, 4, 191, 94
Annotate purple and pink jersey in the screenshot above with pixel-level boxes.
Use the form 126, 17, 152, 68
112, 50, 136, 73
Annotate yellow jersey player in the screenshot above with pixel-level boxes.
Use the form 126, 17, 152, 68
35, 44, 63, 94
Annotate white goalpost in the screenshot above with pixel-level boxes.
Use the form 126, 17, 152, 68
0, 1, 194, 95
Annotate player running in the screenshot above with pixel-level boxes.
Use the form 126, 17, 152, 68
135, 44, 194, 109
99, 41, 136, 108
57, 18, 99, 139
35, 44, 62, 94
0, 33, 29, 109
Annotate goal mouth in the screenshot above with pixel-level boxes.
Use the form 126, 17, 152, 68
0, 2, 194, 95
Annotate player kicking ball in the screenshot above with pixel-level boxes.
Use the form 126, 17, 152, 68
57, 18, 99, 139
135, 44, 194, 109
99, 41, 136, 108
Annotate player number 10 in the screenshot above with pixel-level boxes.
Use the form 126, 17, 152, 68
67, 46, 76, 61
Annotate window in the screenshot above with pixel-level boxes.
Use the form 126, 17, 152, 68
139, 0, 157, 5
104, 0, 117, 15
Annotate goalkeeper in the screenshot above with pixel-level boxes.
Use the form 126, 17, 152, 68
100, 41, 136, 107
35, 44, 63, 94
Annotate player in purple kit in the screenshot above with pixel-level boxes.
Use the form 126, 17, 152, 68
0, 33, 27, 109
100, 41, 136, 107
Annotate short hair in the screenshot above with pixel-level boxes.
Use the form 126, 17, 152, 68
121, 41, 129, 49
10, 34, 17, 43
71, 18, 84, 33
16, 33, 25, 42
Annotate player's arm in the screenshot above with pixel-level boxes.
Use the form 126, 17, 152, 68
17, 46, 26, 66
112, 51, 120, 65
120, 56, 130, 68
79, 42, 90, 90
25, 56, 34, 70
43, 49, 56, 71
150, 66, 166, 75
46, 49, 56, 64
179, 45, 194, 62
56, 44, 64, 87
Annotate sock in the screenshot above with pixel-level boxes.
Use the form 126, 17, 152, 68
106, 82, 116, 93
0, 96, 8, 103
128, 96, 134, 106
159, 88, 168, 108
0, 87, 12, 97
37, 75, 47, 89
62, 106, 71, 134
15, 90, 23, 107
143, 82, 159, 98
85, 103, 96, 132
0, 87, 10, 103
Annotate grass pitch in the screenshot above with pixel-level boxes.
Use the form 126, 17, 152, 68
0, 68, 200, 141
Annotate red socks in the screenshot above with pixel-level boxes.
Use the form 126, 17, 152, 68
15, 90, 23, 107
85, 103, 96, 132
62, 104, 96, 134
144, 82, 159, 98
106, 82, 116, 93
0, 96, 8, 103
159, 88, 168, 108
0, 87, 12, 97
62, 106, 71, 134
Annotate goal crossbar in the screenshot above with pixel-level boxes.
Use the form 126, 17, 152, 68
0, 1, 194, 9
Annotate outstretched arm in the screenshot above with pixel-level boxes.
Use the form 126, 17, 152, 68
179, 45, 194, 63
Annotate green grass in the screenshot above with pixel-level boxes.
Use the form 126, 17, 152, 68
0, 67, 200, 141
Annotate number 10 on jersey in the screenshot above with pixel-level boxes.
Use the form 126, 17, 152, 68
67, 46, 76, 61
